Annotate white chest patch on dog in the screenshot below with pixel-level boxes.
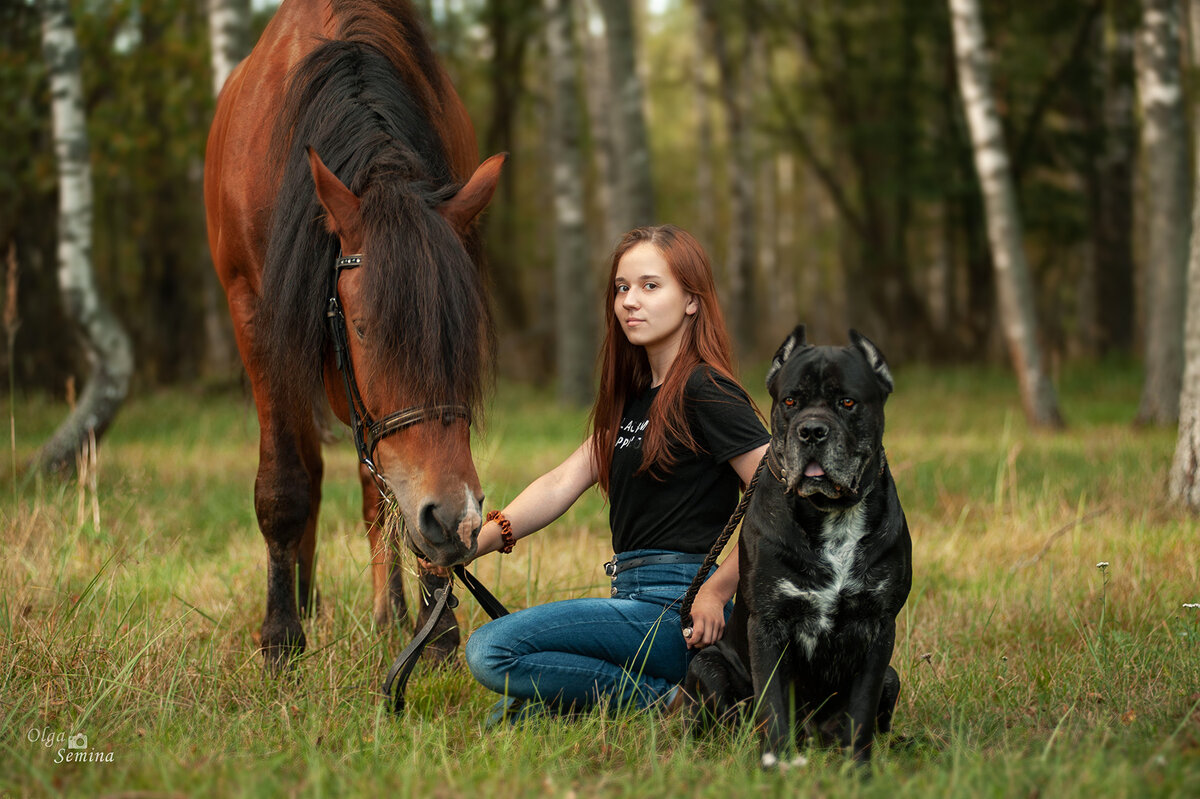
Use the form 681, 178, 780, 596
778, 503, 869, 658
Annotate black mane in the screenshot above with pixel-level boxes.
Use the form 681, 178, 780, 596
256, 33, 492, 419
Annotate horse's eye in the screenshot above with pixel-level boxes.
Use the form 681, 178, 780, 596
352, 320, 366, 341
840, 398, 856, 409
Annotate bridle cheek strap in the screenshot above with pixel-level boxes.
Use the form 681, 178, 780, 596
327, 253, 471, 491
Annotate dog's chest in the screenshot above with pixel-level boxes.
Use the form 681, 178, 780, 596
767, 504, 883, 660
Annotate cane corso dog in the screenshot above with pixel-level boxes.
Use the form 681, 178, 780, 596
682, 326, 912, 769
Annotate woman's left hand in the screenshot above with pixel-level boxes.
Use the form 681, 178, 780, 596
683, 590, 726, 649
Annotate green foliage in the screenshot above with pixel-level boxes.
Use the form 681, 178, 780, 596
3, 365, 1199, 796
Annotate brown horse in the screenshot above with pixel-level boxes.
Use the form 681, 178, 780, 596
204, 0, 502, 668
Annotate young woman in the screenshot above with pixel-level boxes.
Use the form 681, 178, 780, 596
464, 224, 769, 719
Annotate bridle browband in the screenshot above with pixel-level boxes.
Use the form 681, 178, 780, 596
326, 253, 471, 493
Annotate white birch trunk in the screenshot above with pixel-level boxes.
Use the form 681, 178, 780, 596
949, 0, 1064, 428
545, 0, 593, 406
1135, 0, 1189, 425
1169, 0, 1200, 510
37, 0, 134, 473
207, 0, 251, 97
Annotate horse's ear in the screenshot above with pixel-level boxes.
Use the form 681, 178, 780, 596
439, 153, 506, 235
308, 147, 362, 245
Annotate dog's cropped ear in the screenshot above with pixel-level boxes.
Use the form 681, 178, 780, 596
849, 329, 894, 395
766, 325, 808, 390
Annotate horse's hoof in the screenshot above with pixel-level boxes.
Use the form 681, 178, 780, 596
260, 621, 306, 672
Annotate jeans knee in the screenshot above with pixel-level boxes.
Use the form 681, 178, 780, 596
465, 623, 510, 693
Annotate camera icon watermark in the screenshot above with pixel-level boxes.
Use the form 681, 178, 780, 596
68, 733, 88, 750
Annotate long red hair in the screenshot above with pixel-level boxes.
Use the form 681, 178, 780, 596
589, 225, 747, 496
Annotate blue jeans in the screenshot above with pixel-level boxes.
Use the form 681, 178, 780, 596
464, 549, 727, 712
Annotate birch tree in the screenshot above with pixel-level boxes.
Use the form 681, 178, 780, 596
203, 0, 250, 378
598, 0, 655, 233
1169, 0, 1200, 510
949, 0, 1064, 428
1135, 0, 1189, 426
37, 0, 134, 473
207, 0, 250, 97
545, 0, 593, 406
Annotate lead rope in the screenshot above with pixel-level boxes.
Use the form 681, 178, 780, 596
678, 446, 769, 633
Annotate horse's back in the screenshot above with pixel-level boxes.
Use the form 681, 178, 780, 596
206, 0, 336, 293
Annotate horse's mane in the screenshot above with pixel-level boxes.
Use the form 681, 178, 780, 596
256, 1, 492, 419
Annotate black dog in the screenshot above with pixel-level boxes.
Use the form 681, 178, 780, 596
682, 326, 912, 768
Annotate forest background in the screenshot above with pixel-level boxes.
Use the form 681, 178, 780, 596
2, 0, 1186, 416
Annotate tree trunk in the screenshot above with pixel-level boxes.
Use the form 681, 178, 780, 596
207, 0, 250, 97
1093, 2, 1137, 357
691, 5, 716, 258
1135, 0, 1189, 426
582, 0, 621, 252
1169, 0, 1200, 511
203, 0, 250, 379
598, 0, 655, 232
37, 0, 134, 474
699, 0, 758, 358
949, 0, 1064, 428
544, 0, 593, 406
480, 0, 533, 333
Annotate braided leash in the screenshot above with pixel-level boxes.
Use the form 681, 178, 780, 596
678, 446, 770, 633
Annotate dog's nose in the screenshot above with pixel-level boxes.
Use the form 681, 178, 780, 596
798, 419, 829, 444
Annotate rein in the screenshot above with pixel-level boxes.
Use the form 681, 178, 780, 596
326, 253, 471, 495
678, 446, 769, 633
381, 565, 509, 713
325, 253, 509, 710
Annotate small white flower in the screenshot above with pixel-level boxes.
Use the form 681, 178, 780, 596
1183, 603, 1200, 609
1096, 562, 1109, 569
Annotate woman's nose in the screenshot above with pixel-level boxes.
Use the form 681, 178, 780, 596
622, 290, 638, 308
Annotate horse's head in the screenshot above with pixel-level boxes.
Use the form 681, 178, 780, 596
308, 148, 504, 566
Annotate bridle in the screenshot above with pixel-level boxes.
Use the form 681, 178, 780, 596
327, 252, 509, 714
325, 252, 471, 495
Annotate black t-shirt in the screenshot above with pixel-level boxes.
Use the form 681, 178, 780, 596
608, 366, 770, 554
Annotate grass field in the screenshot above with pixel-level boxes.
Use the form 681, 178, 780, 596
2, 361, 1198, 797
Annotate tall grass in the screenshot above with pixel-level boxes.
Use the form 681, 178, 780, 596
1, 362, 1198, 797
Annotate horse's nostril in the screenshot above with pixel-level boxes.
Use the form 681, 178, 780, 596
419, 503, 448, 544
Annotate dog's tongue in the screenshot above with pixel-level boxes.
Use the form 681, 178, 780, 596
804, 461, 825, 478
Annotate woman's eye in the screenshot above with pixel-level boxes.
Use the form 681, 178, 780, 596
840, 398, 856, 409
643, 282, 657, 291
615, 284, 628, 294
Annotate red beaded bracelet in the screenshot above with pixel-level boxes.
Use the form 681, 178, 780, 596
486, 510, 516, 554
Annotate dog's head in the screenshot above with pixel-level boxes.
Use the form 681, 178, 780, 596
765, 325, 893, 511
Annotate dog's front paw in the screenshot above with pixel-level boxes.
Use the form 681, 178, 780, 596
760, 751, 809, 771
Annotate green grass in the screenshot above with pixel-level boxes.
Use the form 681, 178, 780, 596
1, 362, 1198, 797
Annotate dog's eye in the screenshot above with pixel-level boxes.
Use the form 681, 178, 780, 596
840, 398, 856, 409
783, 397, 796, 408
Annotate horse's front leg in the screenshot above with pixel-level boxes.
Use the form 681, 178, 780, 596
360, 465, 460, 661
362, 463, 406, 629
256, 413, 323, 671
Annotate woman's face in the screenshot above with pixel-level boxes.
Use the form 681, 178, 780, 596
613, 242, 698, 356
